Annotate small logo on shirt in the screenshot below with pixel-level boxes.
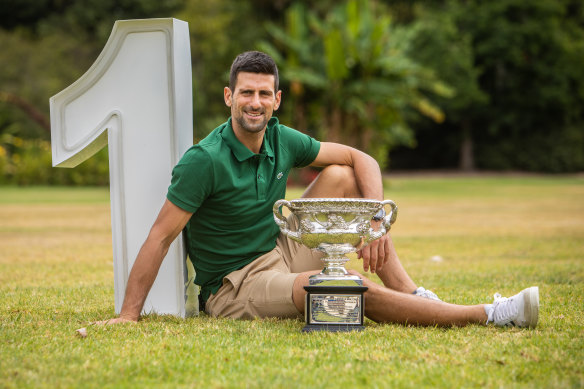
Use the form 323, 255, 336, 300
277, 172, 284, 180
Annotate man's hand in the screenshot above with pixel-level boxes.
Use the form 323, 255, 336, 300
357, 229, 392, 273
75, 316, 136, 337
92, 317, 138, 325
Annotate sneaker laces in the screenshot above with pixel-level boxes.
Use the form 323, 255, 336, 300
487, 293, 518, 325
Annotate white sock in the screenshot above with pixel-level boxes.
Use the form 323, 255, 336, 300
484, 304, 493, 318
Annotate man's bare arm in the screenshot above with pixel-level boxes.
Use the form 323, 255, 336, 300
97, 199, 192, 324
310, 142, 384, 200
310, 142, 389, 273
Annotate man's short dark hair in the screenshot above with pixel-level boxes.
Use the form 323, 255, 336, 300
229, 51, 279, 92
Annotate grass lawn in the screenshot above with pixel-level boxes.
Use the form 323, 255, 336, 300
1, 176, 583, 388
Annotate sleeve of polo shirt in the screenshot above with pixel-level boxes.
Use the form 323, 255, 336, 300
281, 125, 321, 168
166, 146, 214, 213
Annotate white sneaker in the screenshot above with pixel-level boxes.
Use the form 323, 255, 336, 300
486, 287, 539, 328
413, 286, 441, 301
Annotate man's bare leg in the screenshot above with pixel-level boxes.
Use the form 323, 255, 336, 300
374, 235, 417, 293
357, 274, 486, 325
302, 165, 362, 198
292, 270, 486, 326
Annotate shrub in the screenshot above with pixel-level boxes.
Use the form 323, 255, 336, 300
0, 135, 109, 186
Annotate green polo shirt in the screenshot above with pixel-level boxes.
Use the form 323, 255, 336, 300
167, 117, 320, 301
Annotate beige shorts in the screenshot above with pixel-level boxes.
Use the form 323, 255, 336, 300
205, 219, 323, 319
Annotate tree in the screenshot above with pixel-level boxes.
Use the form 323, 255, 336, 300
390, 0, 584, 172
176, 0, 274, 140
0, 0, 186, 140
398, 3, 488, 171
259, 0, 452, 168
465, 0, 584, 171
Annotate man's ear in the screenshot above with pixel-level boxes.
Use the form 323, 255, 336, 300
274, 90, 282, 111
224, 87, 232, 107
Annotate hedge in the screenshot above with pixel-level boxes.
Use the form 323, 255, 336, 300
0, 135, 109, 186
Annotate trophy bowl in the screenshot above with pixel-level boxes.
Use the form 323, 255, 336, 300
273, 198, 397, 283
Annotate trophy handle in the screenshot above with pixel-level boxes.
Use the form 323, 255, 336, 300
272, 199, 301, 242
380, 199, 398, 231
363, 200, 398, 245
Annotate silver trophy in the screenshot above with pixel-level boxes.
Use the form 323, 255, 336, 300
273, 198, 397, 332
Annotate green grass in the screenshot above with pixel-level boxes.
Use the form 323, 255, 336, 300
0, 186, 111, 204
1, 176, 583, 388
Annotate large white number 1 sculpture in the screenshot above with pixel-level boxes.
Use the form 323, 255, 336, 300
50, 19, 193, 317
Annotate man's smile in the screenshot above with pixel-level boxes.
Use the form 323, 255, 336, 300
244, 110, 264, 120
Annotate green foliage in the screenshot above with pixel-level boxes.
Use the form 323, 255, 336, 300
0, 0, 186, 41
0, 0, 187, 141
465, 0, 584, 172
0, 28, 89, 139
402, 5, 488, 119
260, 0, 452, 168
175, 0, 272, 141
391, 0, 584, 172
1, 0, 584, 177
0, 135, 109, 185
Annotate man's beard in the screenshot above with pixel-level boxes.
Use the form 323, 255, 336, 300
234, 110, 269, 133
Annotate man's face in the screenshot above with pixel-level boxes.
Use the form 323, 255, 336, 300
224, 71, 281, 134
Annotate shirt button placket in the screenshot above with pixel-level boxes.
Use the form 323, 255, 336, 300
257, 155, 267, 200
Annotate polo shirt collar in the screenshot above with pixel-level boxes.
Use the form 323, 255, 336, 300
262, 118, 277, 158
222, 117, 276, 161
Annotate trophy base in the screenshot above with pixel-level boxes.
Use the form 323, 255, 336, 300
303, 285, 368, 332
302, 324, 365, 333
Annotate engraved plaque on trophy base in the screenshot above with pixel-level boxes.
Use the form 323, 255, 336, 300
303, 285, 368, 332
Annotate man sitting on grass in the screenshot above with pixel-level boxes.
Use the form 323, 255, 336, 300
98, 51, 539, 328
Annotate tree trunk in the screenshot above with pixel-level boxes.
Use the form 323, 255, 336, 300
459, 119, 475, 171
326, 105, 343, 143
0, 91, 50, 132
359, 103, 376, 152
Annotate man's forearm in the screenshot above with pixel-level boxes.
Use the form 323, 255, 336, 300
311, 142, 385, 200
118, 238, 169, 321
114, 199, 192, 321
351, 149, 384, 200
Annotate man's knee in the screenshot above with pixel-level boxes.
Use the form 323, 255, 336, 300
320, 164, 356, 185
292, 270, 323, 313
307, 165, 361, 198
